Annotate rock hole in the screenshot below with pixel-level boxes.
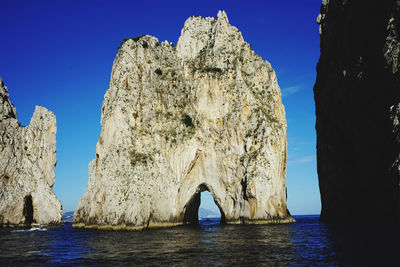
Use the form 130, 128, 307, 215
155, 68, 162, 75
2, 173, 11, 183
23, 195, 34, 225
182, 114, 194, 127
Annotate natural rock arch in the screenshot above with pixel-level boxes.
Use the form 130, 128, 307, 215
182, 183, 227, 225
74, 11, 294, 230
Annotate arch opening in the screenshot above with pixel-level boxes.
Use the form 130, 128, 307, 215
23, 195, 34, 225
183, 184, 226, 225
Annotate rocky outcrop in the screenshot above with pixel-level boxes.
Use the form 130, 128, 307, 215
74, 11, 293, 230
0, 78, 62, 226
314, 0, 400, 223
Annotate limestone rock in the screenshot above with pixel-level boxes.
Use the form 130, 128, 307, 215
0, 78, 62, 226
314, 0, 400, 222
74, 11, 293, 229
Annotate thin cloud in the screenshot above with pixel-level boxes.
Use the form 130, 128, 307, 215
282, 86, 301, 97
288, 155, 315, 166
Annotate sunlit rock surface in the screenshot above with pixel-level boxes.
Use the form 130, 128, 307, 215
0, 78, 62, 226
314, 0, 400, 223
74, 11, 293, 230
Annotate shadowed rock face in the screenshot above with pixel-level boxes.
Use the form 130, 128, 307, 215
74, 11, 293, 230
314, 0, 400, 223
0, 78, 62, 226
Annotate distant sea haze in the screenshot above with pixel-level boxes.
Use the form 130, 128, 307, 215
62, 211, 74, 223
198, 208, 220, 219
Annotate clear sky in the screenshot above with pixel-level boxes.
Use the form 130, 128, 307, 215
0, 0, 322, 215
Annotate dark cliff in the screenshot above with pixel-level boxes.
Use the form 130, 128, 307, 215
314, 0, 400, 223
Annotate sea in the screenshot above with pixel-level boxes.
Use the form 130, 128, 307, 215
0, 215, 398, 266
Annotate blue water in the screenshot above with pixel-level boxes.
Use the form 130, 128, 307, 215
0, 215, 398, 266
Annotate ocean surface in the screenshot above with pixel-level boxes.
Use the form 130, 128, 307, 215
0, 215, 398, 266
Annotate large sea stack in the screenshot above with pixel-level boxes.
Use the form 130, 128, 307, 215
74, 11, 293, 230
0, 78, 62, 226
314, 0, 400, 223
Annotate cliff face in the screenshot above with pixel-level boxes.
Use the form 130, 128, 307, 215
74, 11, 293, 230
0, 78, 62, 226
315, 0, 400, 222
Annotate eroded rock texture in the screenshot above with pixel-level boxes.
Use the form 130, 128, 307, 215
0, 78, 62, 226
74, 11, 293, 230
315, 0, 400, 222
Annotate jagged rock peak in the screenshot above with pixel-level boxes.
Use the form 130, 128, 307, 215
74, 11, 293, 230
0, 78, 62, 226
176, 10, 243, 60
0, 77, 17, 120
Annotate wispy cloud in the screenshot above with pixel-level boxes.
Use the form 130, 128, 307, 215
288, 155, 315, 166
282, 86, 301, 97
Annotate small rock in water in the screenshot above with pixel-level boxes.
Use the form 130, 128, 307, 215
0, 78, 62, 227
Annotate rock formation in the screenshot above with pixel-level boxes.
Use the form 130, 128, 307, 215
314, 0, 400, 222
74, 11, 293, 230
0, 78, 62, 226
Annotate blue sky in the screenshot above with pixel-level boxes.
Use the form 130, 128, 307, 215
0, 0, 321, 215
